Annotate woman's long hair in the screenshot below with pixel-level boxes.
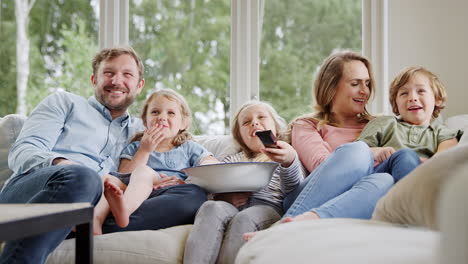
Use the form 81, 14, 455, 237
285, 50, 375, 141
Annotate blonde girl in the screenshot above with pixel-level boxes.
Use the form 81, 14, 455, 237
93, 88, 217, 235
184, 101, 305, 264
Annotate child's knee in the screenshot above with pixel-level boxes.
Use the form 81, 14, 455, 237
394, 148, 421, 163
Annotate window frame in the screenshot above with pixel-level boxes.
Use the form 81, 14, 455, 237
362, 0, 390, 115
100, 0, 382, 125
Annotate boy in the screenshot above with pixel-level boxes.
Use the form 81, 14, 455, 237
358, 66, 462, 182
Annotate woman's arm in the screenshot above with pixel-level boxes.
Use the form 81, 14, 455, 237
291, 120, 333, 172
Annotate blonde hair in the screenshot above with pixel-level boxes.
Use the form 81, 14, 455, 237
131, 89, 193, 146
92, 46, 144, 82
231, 101, 287, 159
389, 66, 446, 120
286, 51, 375, 139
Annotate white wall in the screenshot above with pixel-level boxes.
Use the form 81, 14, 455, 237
388, 0, 468, 118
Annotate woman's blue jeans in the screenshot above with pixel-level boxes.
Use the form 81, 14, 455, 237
283, 141, 394, 219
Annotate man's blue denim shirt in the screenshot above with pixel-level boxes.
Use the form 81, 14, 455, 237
7, 91, 144, 183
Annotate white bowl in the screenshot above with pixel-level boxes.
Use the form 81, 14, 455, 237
182, 162, 279, 193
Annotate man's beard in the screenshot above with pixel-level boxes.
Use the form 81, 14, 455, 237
95, 85, 137, 112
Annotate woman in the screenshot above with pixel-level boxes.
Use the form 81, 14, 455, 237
281, 51, 394, 222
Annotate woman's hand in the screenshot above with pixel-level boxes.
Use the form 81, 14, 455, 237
261, 140, 297, 168
214, 192, 252, 208
139, 124, 166, 153
153, 173, 185, 189
370, 147, 396, 163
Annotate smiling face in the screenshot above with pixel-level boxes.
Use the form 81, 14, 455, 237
145, 95, 187, 144
237, 105, 277, 154
330, 60, 370, 119
92, 54, 144, 119
395, 73, 440, 126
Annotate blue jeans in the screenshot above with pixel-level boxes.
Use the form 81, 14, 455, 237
0, 165, 102, 264
102, 184, 207, 233
283, 141, 394, 219
374, 148, 421, 182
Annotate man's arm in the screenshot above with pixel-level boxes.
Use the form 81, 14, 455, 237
8, 93, 72, 175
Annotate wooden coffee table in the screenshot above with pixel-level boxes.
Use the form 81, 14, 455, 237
0, 203, 94, 264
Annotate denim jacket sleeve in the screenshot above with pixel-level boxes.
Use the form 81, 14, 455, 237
8, 93, 70, 175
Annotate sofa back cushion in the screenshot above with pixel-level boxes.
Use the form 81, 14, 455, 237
0, 114, 26, 189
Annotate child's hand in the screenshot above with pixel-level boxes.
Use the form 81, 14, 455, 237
213, 192, 252, 208
153, 173, 185, 189
261, 140, 297, 168
139, 124, 166, 153
370, 147, 396, 163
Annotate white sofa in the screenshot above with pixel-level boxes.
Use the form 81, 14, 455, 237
1, 114, 468, 264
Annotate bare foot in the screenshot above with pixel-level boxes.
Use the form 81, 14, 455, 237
104, 179, 130, 228
281, 211, 320, 223
243, 231, 258, 241
92, 216, 104, 235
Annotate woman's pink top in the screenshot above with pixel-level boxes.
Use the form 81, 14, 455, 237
291, 119, 365, 172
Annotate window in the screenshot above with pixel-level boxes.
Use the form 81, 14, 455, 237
129, 0, 231, 135
3, 0, 366, 132
0, 0, 98, 116
260, 0, 362, 122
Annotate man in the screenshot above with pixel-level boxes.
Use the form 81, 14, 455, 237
0, 46, 207, 263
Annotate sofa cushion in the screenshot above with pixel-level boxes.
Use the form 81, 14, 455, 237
0, 114, 26, 189
372, 142, 468, 230
445, 114, 468, 131
194, 135, 241, 161
47, 225, 192, 264
235, 219, 438, 264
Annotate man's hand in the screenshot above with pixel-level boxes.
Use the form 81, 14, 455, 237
153, 173, 185, 189
52, 158, 78, 166
370, 147, 396, 163
213, 192, 252, 208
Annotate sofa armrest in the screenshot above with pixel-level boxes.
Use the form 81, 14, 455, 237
439, 167, 468, 264
0, 114, 27, 189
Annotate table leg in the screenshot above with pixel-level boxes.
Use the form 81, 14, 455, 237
75, 222, 93, 264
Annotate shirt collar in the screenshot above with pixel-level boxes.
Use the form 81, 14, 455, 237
88, 96, 131, 126
396, 117, 433, 129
